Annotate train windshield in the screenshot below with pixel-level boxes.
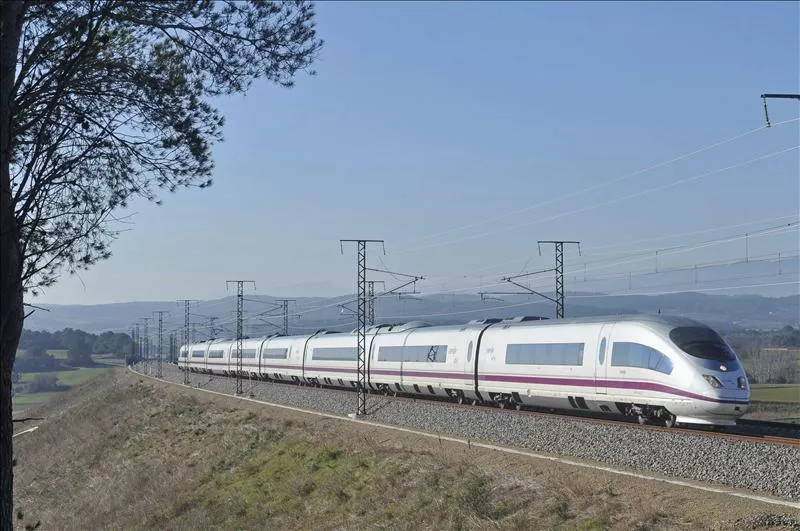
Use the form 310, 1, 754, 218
669, 327, 737, 361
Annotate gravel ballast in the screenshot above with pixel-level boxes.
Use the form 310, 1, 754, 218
134, 364, 800, 501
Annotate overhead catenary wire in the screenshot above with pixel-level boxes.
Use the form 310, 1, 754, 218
579, 214, 800, 256
395, 117, 800, 249
174, 229, 797, 334
172, 136, 799, 319
204, 229, 797, 329
569, 280, 800, 299
420, 213, 800, 283
414, 222, 798, 297
148, 135, 800, 330
399, 145, 800, 254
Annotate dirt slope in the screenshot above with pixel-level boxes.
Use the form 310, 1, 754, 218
11, 369, 800, 530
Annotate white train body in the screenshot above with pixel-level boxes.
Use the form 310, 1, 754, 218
178, 315, 750, 426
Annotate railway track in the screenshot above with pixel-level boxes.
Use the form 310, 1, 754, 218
180, 365, 800, 448
372, 387, 800, 448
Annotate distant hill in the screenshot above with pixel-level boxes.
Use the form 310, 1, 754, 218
23, 292, 800, 335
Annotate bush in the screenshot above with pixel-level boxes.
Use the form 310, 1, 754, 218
14, 347, 60, 372
28, 374, 61, 393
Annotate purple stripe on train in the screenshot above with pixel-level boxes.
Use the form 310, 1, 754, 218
207, 363, 747, 405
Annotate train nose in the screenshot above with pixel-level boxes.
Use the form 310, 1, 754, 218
695, 372, 750, 422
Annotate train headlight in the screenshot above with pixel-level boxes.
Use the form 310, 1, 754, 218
703, 374, 723, 388
738, 376, 747, 390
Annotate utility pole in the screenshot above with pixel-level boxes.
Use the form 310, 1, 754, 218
169, 332, 176, 363
340, 239, 385, 416
272, 299, 295, 335
207, 316, 219, 340
760, 93, 800, 127
538, 241, 581, 319
153, 311, 168, 378
367, 280, 375, 326
178, 300, 193, 385
140, 317, 151, 374
132, 323, 140, 365
366, 281, 385, 326
226, 280, 255, 395
129, 326, 136, 366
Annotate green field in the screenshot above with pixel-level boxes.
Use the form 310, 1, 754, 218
749, 384, 800, 403
13, 365, 112, 410
18, 366, 109, 385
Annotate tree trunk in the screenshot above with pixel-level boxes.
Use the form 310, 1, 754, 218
0, 3, 25, 530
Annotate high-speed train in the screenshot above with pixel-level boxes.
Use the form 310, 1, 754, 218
178, 314, 750, 426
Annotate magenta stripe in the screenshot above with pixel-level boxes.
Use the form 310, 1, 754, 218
373, 369, 468, 379
194, 362, 747, 405
261, 363, 303, 370
479, 373, 748, 405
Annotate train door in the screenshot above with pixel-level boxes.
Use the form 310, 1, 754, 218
464, 323, 496, 401
594, 324, 613, 394
464, 338, 475, 396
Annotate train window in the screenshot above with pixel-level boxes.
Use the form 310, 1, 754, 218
410, 345, 447, 363
505, 343, 584, 366
208, 349, 225, 358
312, 347, 358, 361
611, 342, 673, 375
377, 346, 403, 362
191, 350, 205, 358
378, 345, 448, 363
669, 327, 737, 362
598, 338, 606, 365
467, 341, 473, 363
262, 348, 288, 359
233, 349, 257, 359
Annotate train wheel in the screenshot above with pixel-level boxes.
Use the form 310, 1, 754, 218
457, 395, 465, 405
637, 415, 647, 425
499, 401, 506, 409
514, 402, 522, 411
471, 399, 479, 406
664, 415, 676, 428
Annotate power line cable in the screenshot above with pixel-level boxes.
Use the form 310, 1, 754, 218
399, 145, 800, 254
396, 117, 800, 248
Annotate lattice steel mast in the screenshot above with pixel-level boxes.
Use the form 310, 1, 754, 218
226, 280, 255, 395
177, 300, 193, 385
367, 281, 376, 326
537, 241, 581, 318
140, 317, 151, 373
153, 311, 168, 378
274, 299, 295, 335
340, 239, 385, 416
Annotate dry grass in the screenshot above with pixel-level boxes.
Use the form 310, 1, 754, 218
12, 369, 800, 530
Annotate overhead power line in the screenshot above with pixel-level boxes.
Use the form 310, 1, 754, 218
400, 145, 800, 254
396, 117, 800, 250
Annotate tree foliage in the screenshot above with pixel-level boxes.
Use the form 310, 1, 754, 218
11, 0, 321, 292
0, 2, 321, 528
12, 345, 59, 372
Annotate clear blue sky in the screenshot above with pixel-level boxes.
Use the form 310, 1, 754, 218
38, 1, 799, 305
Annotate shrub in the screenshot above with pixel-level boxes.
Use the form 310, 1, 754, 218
28, 374, 61, 393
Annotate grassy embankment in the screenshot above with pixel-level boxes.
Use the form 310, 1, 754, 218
12, 368, 798, 530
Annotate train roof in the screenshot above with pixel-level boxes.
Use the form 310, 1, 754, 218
183, 314, 711, 347
493, 314, 707, 328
